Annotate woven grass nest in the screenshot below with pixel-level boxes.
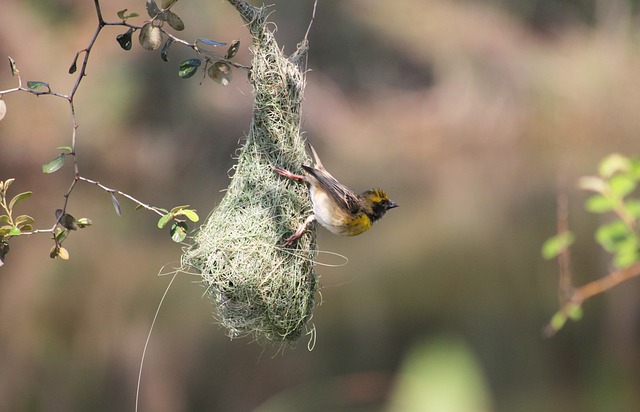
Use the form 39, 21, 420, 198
181, 1, 318, 344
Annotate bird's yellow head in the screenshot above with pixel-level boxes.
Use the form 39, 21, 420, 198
360, 189, 398, 222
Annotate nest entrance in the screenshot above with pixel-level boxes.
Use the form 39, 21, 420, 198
181, 1, 318, 343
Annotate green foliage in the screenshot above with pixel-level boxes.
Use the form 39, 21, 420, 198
0, 179, 35, 265
543, 153, 640, 334
542, 231, 574, 260
157, 205, 199, 242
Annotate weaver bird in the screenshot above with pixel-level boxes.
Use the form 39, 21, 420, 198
273, 145, 398, 246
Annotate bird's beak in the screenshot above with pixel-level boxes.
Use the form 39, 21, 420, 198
389, 200, 399, 209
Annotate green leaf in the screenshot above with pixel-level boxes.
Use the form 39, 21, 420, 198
179, 209, 199, 222
2, 178, 15, 192
8, 227, 21, 236
178, 59, 201, 78
609, 174, 636, 198
42, 153, 66, 174
110, 193, 122, 217
599, 153, 631, 178
117, 29, 134, 51
117, 9, 139, 20
14, 215, 35, 227
146, 0, 160, 18
169, 205, 190, 214
595, 220, 632, 253
8, 191, 32, 211
27, 81, 49, 91
170, 221, 188, 242
613, 247, 639, 269
542, 231, 575, 260
57, 146, 73, 152
0, 215, 10, 224
225, 40, 240, 59
196, 38, 226, 47
566, 304, 583, 321
623, 199, 640, 218
584, 194, 615, 214
161, 38, 174, 62
157, 213, 172, 229
139, 23, 163, 51
549, 311, 567, 332
68, 51, 79, 74
166, 11, 184, 31
8, 56, 18, 77
0, 99, 6, 122
76, 217, 92, 228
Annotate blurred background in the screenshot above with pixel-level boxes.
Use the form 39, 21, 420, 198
2, 0, 640, 410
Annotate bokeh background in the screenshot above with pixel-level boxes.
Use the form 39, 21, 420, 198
2, 0, 640, 411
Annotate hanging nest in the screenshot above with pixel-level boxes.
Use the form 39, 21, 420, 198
181, 1, 317, 343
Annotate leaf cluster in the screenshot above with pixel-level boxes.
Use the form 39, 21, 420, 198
116, 0, 242, 85
543, 153, 640, 334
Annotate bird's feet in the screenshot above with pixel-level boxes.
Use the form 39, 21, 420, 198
271, 166, 306, 181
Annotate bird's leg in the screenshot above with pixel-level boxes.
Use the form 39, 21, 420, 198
282, 214, 316, 247
272, 166, 306, 181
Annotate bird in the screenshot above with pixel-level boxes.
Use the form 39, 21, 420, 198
272, 144, 398, 246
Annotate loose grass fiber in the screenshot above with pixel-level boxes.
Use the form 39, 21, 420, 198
181, 1, 317, 343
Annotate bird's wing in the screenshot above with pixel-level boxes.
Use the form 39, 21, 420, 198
302, 165, 361, 214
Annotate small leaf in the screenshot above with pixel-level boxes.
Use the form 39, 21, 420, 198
160, 0, 178, 8
117, 9, 139, 20
117, 9, 128, 19
57, 146, 73, 152
8, 227, 21, 236
178, 59, 201, 78
59, 213, 78, 231
578, 176, 607, 193
549, 311, 567, 332
3, 178, 15, 191
117, 29, 134, 51
566, 304, 583, 321
68, 51, 79, 74
54, 228, 69, 243
584, 194, 615, 213
613, 246, 639, 269
169, 205, 190, 214
139, 23, 163, 51
14, 215, 35, 227
42, 153, 66, 174
176, 209, 199, 222
110, 193, 122, 217
161, 38, 174, 62
58, 247, 70, 260
595, 220, 631, 253
27, 81, 49, 91
170, 221, 188, 242
542, 231, 575, 260
0, 100, 6, 122
76, 217, 92, 228
599, 153, 630, 178
166, 11, 184, 31
609, 174, 636, 198
208, 61, 232, 86
157, 213, 173, 229
146, 0, 160, 18
623, 199, 640, 218
0, 215, 9, 224
8, 191, 32, 211
8, 56, 18, 77
225, 40, 240, 59
197, 38, 226, 47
